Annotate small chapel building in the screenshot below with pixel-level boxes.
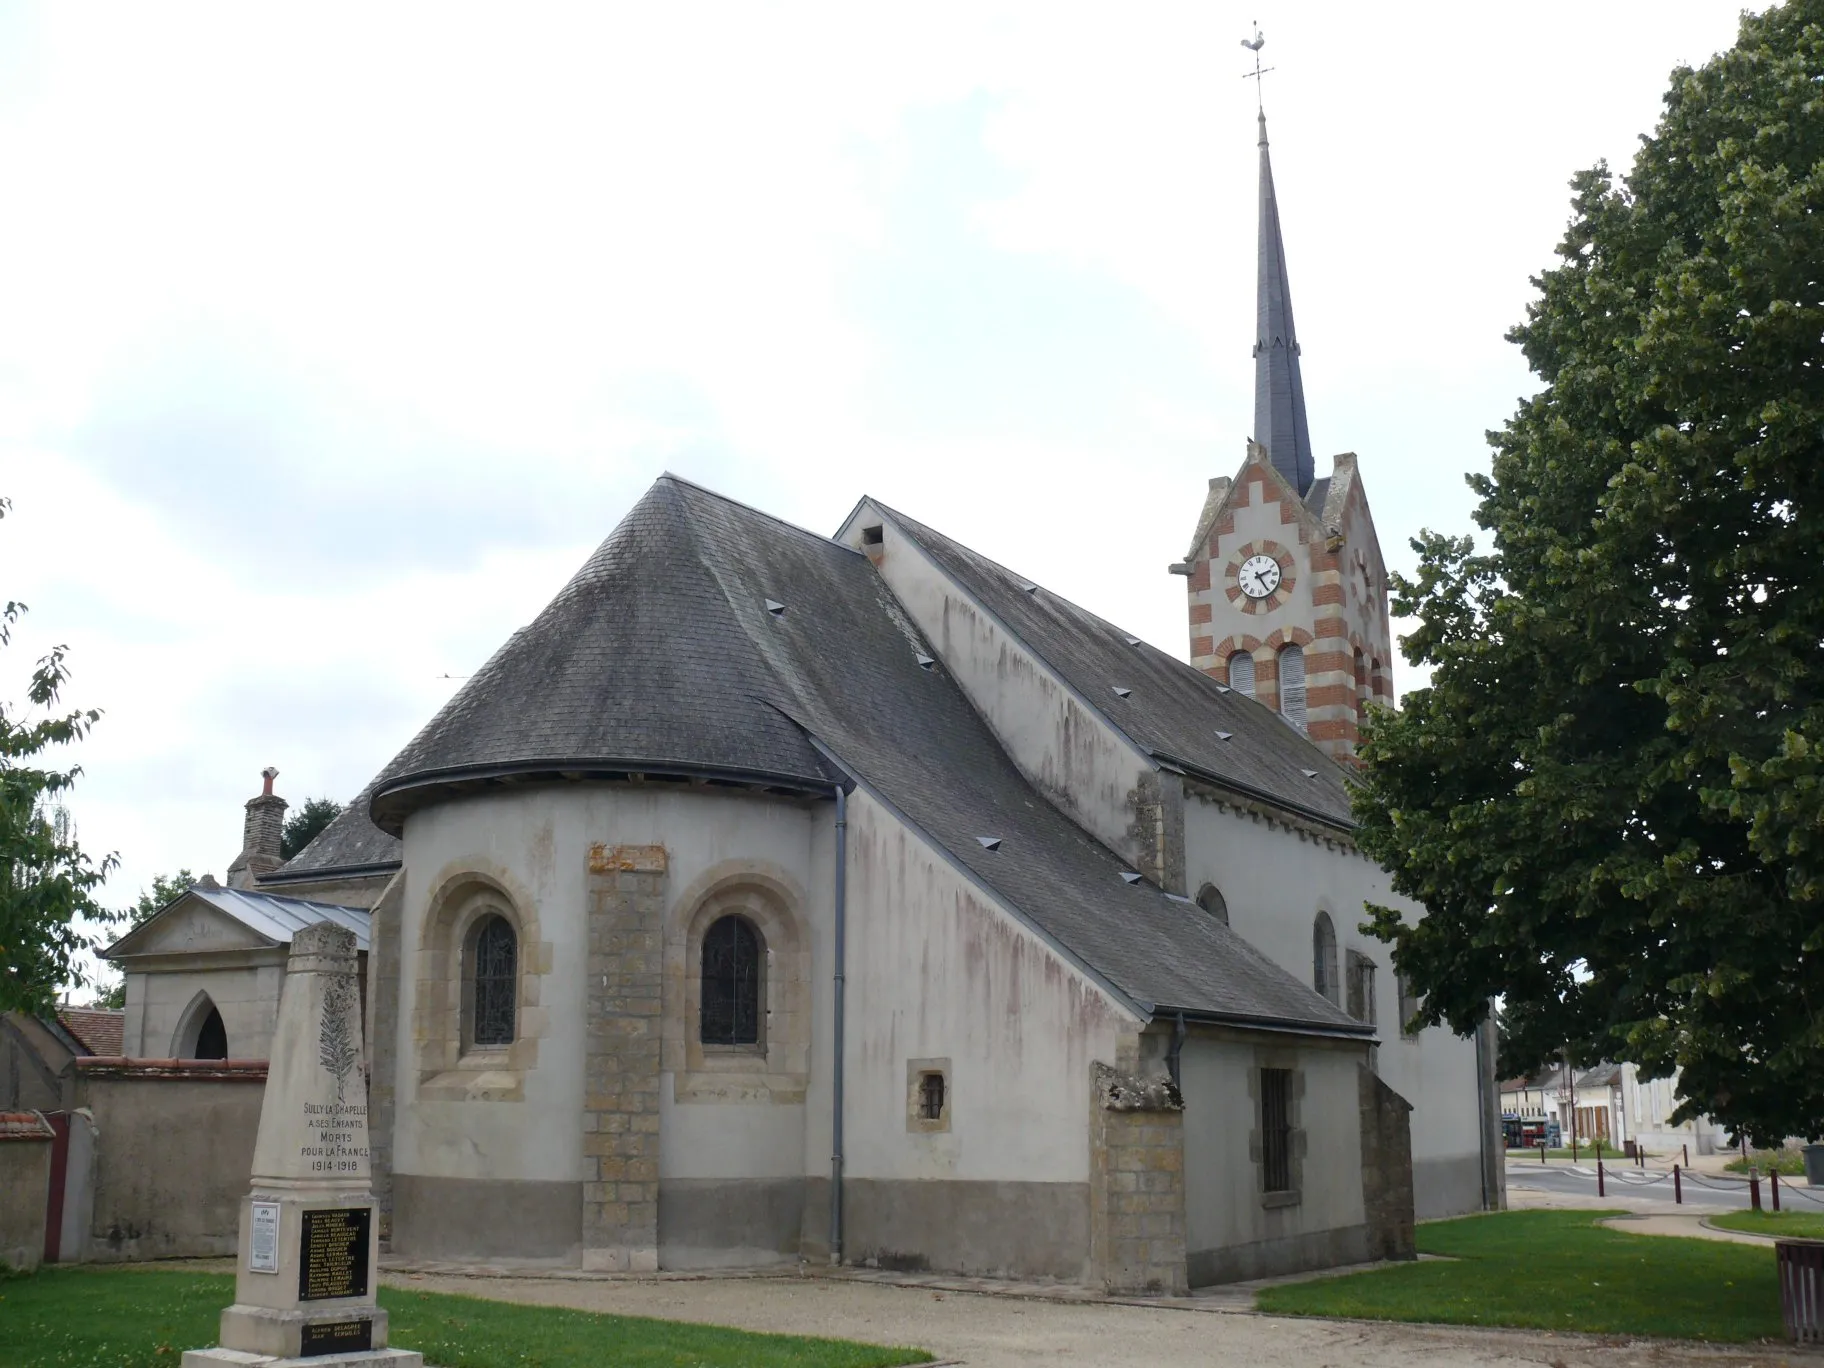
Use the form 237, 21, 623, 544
101, 101, 1501, 1291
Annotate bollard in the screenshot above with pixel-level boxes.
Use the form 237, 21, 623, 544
1684, 1143, 1690, 1167
1753, 1171, 1764, 1213
1598, 1156, 1606, 1197
1542, 1141, 1547, 1164
1674, 1163, 1683, 1203
1773, 1168, 1782, 1212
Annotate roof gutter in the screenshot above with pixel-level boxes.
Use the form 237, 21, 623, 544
1155, 750, 1356, 835
369, 757, 837, 833
255, 859, 403, 887
1161, 1003, 1379, 1043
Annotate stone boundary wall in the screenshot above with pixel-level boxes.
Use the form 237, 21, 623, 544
0, 1111, 54, 1270
1088, 1060, 1187, 1294
70, 1059, 266, 1262
581, 843, 666, 1271
1358, 1065, 1416, 1262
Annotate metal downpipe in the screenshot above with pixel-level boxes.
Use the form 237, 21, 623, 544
829, 784, 849, 1264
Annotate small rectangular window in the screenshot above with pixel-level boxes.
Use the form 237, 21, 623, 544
906, 1057, 952, 1132
861, 525, 884, 546
1261, 1068, 1293, 1193
919, 1071, 945, 1120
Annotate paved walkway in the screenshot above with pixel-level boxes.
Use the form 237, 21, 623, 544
1597, 1213, 1770, 1246
384, 1267, 1808, 1367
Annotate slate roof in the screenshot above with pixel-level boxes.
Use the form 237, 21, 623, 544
106, 886, 371, 957
57, 1007, 123, 1057
353, 475, 1366, 1037
1253, 113, 1316, 496
261, 774, 401, 883
873, 503, 1356, 828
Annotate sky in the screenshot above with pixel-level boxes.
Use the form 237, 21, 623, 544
0, 1, 1752, 959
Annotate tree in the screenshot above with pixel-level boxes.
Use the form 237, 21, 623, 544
123, 870, 197, 927
1354, 3, 1824, 1146
281, 798, 342, 861
0, 498, 120, 1013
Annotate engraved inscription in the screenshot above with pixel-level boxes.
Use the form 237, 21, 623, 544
299, 1100, 368, 1174
297, 1207, 371, 1301
248, 1200, 280, 1274
299, 1317, 373, 1357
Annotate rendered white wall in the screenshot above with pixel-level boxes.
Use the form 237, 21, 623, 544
394, 786, 823, 1191
1180, 794, 1482, 1186
840, 505, 1159, 877
1180, 1037, 1366, 1254
838, 787, 1135, 1185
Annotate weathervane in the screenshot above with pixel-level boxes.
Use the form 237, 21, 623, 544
1241, 23, 1273, 115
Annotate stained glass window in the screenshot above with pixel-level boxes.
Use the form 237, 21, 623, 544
472, 914, 517, 1047
701, 915, 761, 1046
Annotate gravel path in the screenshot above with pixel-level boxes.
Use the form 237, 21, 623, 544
386, 1270, 1803, 1368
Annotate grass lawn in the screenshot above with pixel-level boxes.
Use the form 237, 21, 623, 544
1505, 1143, 1631, 1161
0, 1267, 932, 1368
1712, 1209, 1824, 1240
1255, 1209, 1782, 1342
1724, 1148, 1808, 1177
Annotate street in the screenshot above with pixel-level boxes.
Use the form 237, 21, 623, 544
1506, 1159, 1824, 1211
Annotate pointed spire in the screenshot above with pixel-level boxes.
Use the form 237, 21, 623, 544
1252, 110, 1316, 496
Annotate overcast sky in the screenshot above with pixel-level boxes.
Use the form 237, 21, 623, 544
0, 2, 1750, 936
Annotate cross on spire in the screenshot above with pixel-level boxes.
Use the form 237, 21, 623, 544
1240, 23, 1274, 116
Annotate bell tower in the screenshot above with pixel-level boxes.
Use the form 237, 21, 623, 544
1170, 39, 1394, 762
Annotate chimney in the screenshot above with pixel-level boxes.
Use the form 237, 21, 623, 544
226, 766, 288, 889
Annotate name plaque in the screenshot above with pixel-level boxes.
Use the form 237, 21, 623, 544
299, 1317, 374, 1357
248, 1201, 280, 1274
297, 1207, 371, 1302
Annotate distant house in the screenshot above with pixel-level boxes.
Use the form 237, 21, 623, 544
1501, 1063, 1728, 1155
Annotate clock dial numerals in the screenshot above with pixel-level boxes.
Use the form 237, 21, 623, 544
1238, 554, 1282, 600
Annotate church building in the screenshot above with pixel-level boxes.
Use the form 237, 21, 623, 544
105, 102, 1500, 1291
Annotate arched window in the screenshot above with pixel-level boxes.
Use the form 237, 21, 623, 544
177, 994, 228, 1059
1279, 644, 1307, 731
194, 1006, 227, 1060
1196, 884, 1229, 927
1312, 912, 1339, 1004
701, 914, 762, 1046
1228, 651, 1256, 696
469, 914, 518, 1048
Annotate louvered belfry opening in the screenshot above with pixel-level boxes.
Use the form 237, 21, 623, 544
1261, 1067, 1294, 1192
701, 914, 762, 1046
472, 914, 518, 1047
1278, 643, 1307, 731
1228, 650, 1256, 696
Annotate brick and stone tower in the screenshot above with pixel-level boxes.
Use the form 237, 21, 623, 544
1171, 109, 1394, 762
226, 766, 288, 888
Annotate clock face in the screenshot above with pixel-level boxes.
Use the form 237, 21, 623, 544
1238, 553, 1282, 600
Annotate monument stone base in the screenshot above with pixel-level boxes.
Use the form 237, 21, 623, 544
180, 1348, 422, 1368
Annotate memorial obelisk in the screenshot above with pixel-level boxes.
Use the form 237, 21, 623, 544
184, 922, 422, 1367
